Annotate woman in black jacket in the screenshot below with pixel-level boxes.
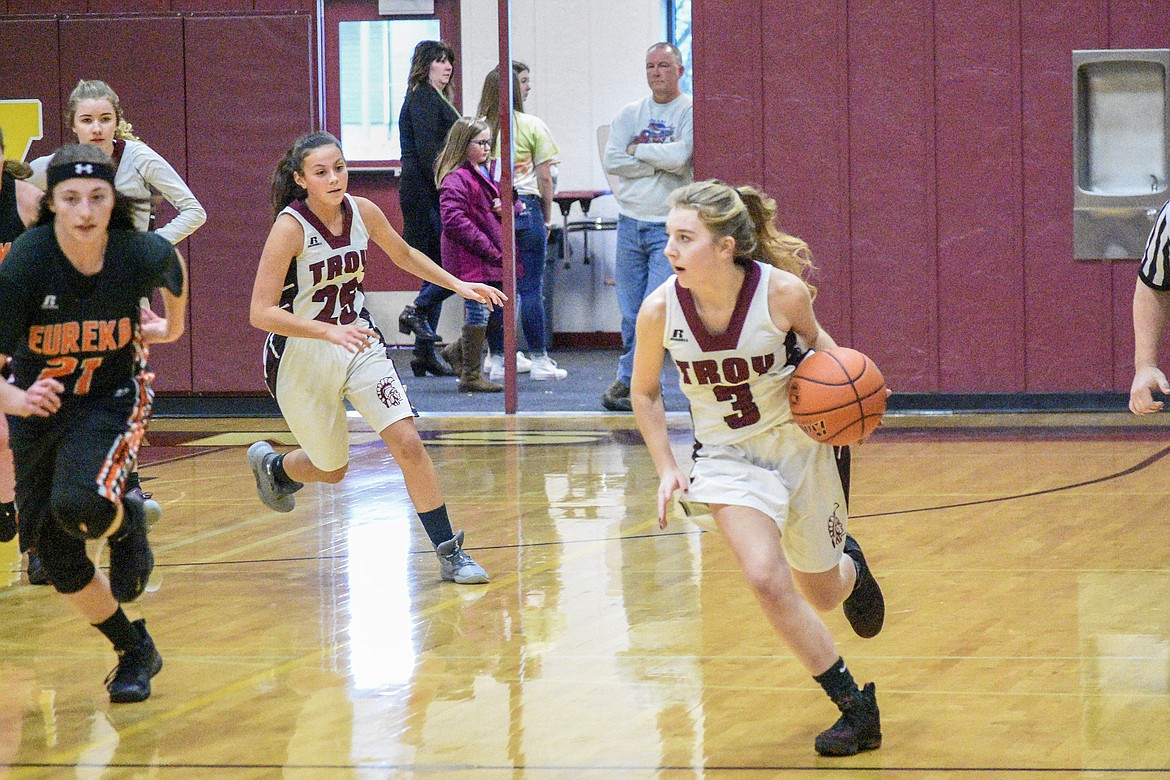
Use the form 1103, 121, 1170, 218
396, 39, 461, 377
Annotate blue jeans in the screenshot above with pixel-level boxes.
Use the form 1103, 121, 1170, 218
413, 281, 455, 337
464, 284, 504, 354
515, 194, 549, 354
614, 215, 672, 385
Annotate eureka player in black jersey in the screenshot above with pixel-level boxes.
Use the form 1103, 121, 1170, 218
0, 144, 187, 703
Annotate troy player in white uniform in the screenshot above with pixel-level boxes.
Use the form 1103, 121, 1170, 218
663, 260, 850, 572
262, 193, 404, 450
248, 131, 507, 584
631, 180, 885, 757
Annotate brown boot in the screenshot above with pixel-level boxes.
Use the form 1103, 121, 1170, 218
457, 325, 502, 392
441, 336, 463, 369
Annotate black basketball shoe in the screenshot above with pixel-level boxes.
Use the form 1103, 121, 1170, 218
842, 534, 884, 638
106, 619, 163, 703
27, 548, 49, 586
108, 492, 154, 603
815, 682, 881, 756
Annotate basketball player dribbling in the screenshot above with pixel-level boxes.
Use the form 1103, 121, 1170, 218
248, 131, 506, 584
629, 180, 886, 756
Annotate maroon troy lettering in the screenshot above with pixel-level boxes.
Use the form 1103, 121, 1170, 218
691, 360, 721, 385
677, 353, 776, 385
722, 357, 750, 384
309, 249, 365, 285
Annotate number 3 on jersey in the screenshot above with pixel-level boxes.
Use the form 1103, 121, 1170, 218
713, 382, 761, 429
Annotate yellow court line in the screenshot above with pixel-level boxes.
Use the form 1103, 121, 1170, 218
180, 432, 300, 447
39, 517, 660, 768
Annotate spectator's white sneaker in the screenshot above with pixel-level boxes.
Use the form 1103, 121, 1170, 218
485, 352, 532, 381
530, 354, 567, 381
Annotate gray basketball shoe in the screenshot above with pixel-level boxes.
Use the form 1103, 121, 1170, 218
247, 442, 303, 513
435, 530, 489, 584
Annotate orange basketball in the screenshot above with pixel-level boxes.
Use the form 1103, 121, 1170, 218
788, 347, 887, 445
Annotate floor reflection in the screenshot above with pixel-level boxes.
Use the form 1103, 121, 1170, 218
2, 418, 1170, 775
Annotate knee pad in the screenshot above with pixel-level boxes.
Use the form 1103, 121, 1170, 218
50, 484, 118, 540
37, 528, 96, 594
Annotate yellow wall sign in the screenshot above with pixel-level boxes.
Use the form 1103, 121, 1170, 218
0, 100, 44, 162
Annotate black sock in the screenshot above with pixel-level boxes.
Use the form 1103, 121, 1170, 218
125, 471, 141, 492
814, 656, 860, 706
0, 501, 15, 543
94, 607, 137, 652
271, 454, 302, 489
418, 505, 454, 547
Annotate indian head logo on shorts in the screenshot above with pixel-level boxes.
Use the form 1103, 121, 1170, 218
376, 376, 402, 408
827, 502, 845, 548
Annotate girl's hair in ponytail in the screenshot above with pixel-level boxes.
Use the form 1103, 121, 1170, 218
271, 131, 343, 219
66, 80, 142, 142
668, 180, 816, 298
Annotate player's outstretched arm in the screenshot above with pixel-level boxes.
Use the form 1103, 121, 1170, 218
631, 287, 687, 527
356, 196, 506, 309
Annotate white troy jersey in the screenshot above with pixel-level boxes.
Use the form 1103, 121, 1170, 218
263, 195, 381, 396
278, 194, 371, 324
662, 261, 803, 446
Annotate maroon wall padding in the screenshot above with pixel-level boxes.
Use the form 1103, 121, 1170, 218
846, 1, 938, 392
183, 12, 315, 393
1, 1, 83, 14
1020, 2, 1112, 392
693, 1, 1170, 393
0, 17, 60, 149
761, 2, 852, 348
935, 1, 1024, 391
691, 1, 763, 186
55, 14, 194, 392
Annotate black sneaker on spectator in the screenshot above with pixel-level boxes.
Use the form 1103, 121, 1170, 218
602, 379, 633, 412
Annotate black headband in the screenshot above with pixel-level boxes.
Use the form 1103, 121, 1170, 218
46, 160, 116, 190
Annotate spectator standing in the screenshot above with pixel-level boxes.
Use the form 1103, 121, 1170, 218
600, 42, 693, 412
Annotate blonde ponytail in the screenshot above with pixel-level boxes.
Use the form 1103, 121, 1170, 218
669, 180, 817, 298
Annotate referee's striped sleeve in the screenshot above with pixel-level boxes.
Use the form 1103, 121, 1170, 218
1139, 199, 1170, 290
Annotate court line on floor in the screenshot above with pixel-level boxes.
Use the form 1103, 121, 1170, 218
30, 516, 660, 769
856, 442, 1170, 519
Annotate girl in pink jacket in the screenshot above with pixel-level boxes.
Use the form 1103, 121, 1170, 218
435, 118, 518, 393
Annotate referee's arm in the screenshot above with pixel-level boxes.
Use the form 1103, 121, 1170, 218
1131, 200, 1170, 414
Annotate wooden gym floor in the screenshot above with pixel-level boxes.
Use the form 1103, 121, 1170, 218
2, 410, 1170, 778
